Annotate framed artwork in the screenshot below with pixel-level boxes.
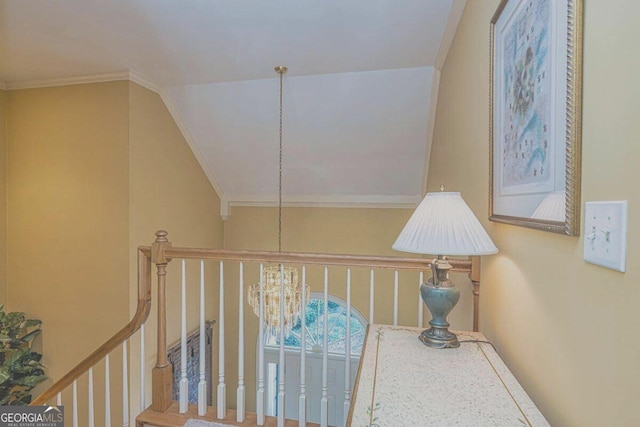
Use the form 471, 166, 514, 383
489, 0, 583, 235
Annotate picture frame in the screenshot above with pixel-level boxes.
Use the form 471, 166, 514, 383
489, 0, 583, 235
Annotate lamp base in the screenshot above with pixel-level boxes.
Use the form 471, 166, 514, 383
419, 259, 460, 349
418, 327, 460, 349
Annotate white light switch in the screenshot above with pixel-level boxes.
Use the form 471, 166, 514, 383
583, 201, 628, 272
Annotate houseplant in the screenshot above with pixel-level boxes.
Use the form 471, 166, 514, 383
0, 306, 47, 405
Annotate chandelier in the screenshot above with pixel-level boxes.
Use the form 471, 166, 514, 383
248, 66, 309, 338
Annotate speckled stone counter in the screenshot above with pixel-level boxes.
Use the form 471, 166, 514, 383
347, 325, 549, 427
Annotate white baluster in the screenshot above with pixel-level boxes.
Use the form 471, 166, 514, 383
140, 324, 145, 413
344, 268, 352, 427
277, 264, 286, 427
237, 262, 246, 422
321, 266, 329, 427
105, 355, 111, 427
393, 270, 399, 326
418, 271, 424, 328
198, 260, 207, 416
73, 380, 78, 427
299, 265, 307, 427
88, 367, 94, 427
257, 263, 265, 425
218, 260, 226, 419
180, 259, 188, 413
56, 392, 61, 406
369, 269, 375, 325
123, 341, 129, 427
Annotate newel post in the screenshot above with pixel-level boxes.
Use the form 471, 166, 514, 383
151, 230, 173, 412
469, 256, 481, 332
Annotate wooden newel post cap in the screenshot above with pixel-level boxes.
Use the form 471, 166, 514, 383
151, 230, 172, 264
155, 230, 169, 243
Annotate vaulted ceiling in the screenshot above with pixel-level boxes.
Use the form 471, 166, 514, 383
0, 0, 465, 217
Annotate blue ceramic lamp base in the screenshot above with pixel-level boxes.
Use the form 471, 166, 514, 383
419, 259, 460, 349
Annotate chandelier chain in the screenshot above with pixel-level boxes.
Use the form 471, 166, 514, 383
246, 66, 308, 339
278, 68, 284, 253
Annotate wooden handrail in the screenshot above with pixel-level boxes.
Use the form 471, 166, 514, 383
31, 248, 152, 405
31, 233, 481, 412
148, 243, 481, 332
149, 246, 474, 273
146, 233, 483, 421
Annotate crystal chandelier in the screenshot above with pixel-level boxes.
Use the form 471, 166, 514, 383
248, 265, 307, 338
248, 66, 309, 338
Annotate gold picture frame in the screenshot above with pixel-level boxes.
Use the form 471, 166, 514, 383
489, 0, 583, 235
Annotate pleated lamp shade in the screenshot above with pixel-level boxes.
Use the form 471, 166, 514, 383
393, 192, 498, 256
531, 191, 566, 221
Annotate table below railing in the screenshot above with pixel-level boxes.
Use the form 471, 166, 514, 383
347, 325, 549, 427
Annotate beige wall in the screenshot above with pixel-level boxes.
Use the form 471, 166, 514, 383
223, 206, 476, 411
5, 83, 131, 424
3, 81, 223, 421
128, 81, 224, 411
0, 90, 7, 307
428, 1, 640, 426
6, 82, 131, 381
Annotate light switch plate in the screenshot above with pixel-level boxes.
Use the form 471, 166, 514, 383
583, 201, 628, 272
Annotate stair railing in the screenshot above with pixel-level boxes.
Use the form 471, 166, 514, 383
147, 231, 480, 427
30, 247, 152, 427
31, 230, 481, 427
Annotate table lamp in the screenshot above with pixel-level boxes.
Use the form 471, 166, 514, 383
393, 188, 498, 348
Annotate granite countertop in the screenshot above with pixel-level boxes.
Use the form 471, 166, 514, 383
347, 325, 549, 427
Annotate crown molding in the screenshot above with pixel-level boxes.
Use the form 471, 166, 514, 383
125, 71, 227, 206
421, 68, 441, 197
435, 0, 467, 71
128, 70, 163, 94
2, 69, 432, 221
2, 70, 158, 91
222, 194, 420, 219
158, 90, 226, 204
2, 69, 227, 207
2, 71, 131, 90
422, 0, 465, 196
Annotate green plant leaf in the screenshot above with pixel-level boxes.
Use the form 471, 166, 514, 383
6, 348, 27, 368
16, 374, 46, 387
24, 319, 41, 327
2, 349, 15, 366
0, 367, 9, 384
20, 329, 41, 343
0, 308, 47, 404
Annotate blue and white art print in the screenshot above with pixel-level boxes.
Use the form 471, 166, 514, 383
490, 0, 583, 234
497, 0, 555, 196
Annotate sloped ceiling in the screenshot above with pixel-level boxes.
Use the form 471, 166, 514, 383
0, 0, 464, 217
